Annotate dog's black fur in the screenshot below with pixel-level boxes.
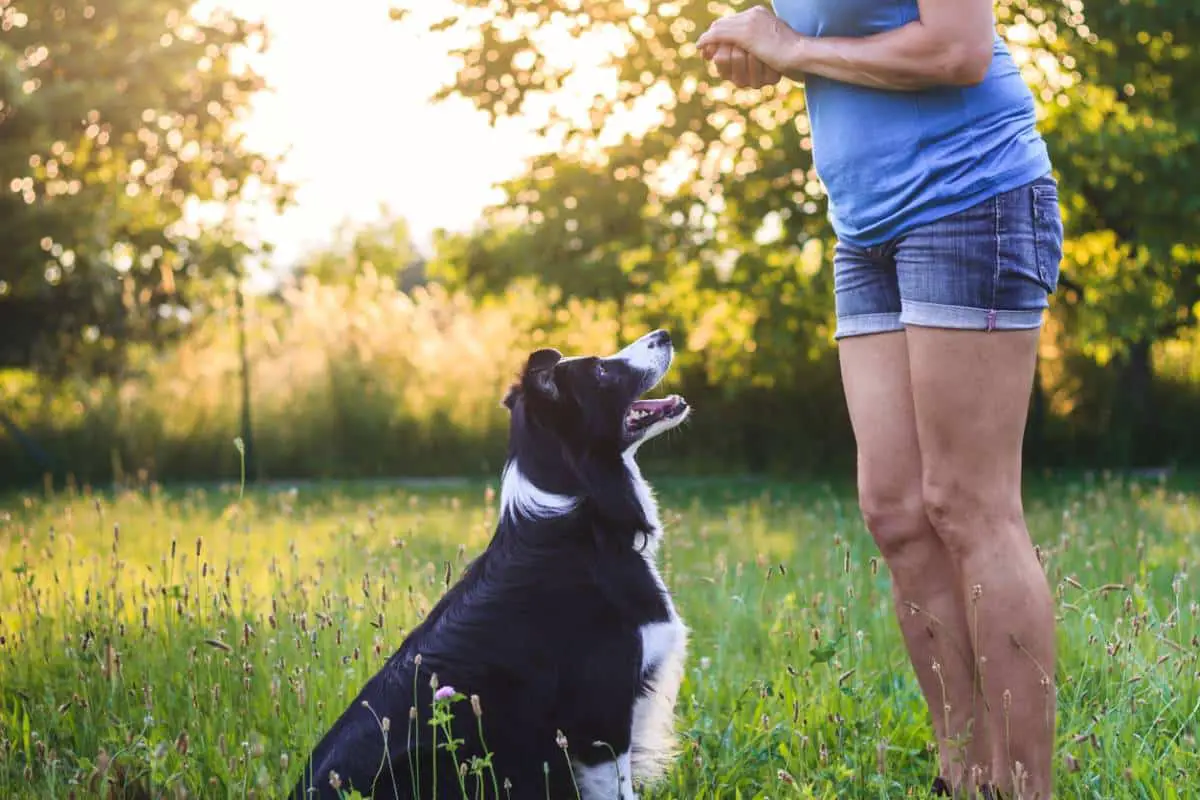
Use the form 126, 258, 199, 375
291, 330, 689, 799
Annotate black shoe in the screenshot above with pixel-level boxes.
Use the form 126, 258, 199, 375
932, 777, 953, 797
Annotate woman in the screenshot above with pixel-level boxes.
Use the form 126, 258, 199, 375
697, 2, 1061, 798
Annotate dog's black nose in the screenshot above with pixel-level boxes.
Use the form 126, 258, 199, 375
647, 329, 671, 349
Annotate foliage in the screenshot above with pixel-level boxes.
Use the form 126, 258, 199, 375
0, 0, 289, 375
0, 272, 625, 487
3, 0, 1200, 484
410, 0, 1200, 468
4, 270, 1200, 489
296, 204, 421, 289
1, 477, 1198, 796
1013, 0, 1200, 357
418, 0, 838, 379
990, 0, 1200, 463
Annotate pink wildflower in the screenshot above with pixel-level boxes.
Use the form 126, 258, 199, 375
434, 685, 456, 702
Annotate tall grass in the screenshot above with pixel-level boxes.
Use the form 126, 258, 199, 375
0, 273, 623, 486
4, 269, 1200, 489
1, 473, 1197, 797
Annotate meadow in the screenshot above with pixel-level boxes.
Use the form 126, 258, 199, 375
1, 471, 1198, 799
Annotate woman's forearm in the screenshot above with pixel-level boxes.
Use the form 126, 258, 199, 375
698, 1, 997, 92
781, 22, 994, 91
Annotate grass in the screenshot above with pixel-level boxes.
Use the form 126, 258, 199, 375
1, 471, 1198, 798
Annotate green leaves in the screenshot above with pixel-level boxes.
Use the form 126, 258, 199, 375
0, 0, 289, 376
421, 0, 834, 373
810, 631, 844, 668
1022, 0, 1200, 352
296, 208, 418, 289
414, 0, 1199, 468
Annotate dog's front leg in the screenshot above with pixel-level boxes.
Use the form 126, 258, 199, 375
557, 634, 642, 800
573, 749, 637, 800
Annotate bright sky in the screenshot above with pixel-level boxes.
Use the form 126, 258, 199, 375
211, 0, 548, 269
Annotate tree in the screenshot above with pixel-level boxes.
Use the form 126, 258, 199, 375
415, 0, 838, 352
295, 205, 422, 290
411, 0, 1200, 466
405, 0, 853, 469
1006, 0, 1200, 462
0, 0, 289, 376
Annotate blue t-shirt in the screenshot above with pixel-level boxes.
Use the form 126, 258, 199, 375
771, 0, 1052, 246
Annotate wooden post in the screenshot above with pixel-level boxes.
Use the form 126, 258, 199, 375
236, 282, 257, 482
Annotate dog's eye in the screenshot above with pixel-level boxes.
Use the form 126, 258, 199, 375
595, 362, 608, 379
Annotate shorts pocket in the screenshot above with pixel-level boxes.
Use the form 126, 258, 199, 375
1031, 181, 1064, 294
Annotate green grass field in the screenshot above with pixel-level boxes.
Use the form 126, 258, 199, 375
1, 473, 1197, 799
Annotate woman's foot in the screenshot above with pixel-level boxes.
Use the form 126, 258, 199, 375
932, 777, 1005, 798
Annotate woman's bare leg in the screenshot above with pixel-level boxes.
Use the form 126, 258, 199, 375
840, 331, 993, 792
907, 327, 1056, 799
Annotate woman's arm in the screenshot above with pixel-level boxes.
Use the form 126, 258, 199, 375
698, 0, 996, 91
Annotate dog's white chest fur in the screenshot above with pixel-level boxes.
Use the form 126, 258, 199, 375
575, 455, 687, 800
625, 454, 688, 790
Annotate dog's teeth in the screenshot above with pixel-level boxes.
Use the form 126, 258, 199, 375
627, 407, 654, 426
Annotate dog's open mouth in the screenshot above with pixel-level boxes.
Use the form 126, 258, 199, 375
625, 395, 688, 432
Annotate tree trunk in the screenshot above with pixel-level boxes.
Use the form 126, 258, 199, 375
1114, 339, 1155, 467
236, 284, 258, 483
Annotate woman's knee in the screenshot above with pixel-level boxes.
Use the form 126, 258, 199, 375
921, 471, 1024, 558
859, 485, 938, 573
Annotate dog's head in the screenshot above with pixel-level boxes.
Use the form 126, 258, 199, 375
500, 330, 690, 528
503, 329, 690, 457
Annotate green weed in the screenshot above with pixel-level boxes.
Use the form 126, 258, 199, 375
0, 473, 1197, 798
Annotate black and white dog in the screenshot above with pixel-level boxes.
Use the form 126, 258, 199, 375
292, 329, 691, 799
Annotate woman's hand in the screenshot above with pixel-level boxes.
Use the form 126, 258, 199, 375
697, 6, 802, 80
700, 42, 784, 89
700, 0, 996, 92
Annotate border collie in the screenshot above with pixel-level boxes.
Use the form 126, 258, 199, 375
292, 329, 691, 799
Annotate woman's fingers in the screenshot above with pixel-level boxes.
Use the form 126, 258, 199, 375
703, 43, 782, 89
711, 43, 730, 80
748, 48, 767, 87
733, 47, 750, 86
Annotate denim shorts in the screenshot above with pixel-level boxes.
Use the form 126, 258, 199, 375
832, 174, 1064, 339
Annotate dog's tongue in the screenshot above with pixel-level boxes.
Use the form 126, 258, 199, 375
631, 396, 679, 414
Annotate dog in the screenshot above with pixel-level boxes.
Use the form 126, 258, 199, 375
292, 329, 691, 799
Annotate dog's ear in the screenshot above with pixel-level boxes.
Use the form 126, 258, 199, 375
522, 348, 562, 401
525, 348, 562, 374
501, 382, 520, 410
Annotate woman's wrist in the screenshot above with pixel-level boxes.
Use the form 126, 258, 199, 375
778, 28, 812, 81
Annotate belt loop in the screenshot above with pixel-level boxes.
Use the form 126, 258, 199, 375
986, 309, 998, 332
